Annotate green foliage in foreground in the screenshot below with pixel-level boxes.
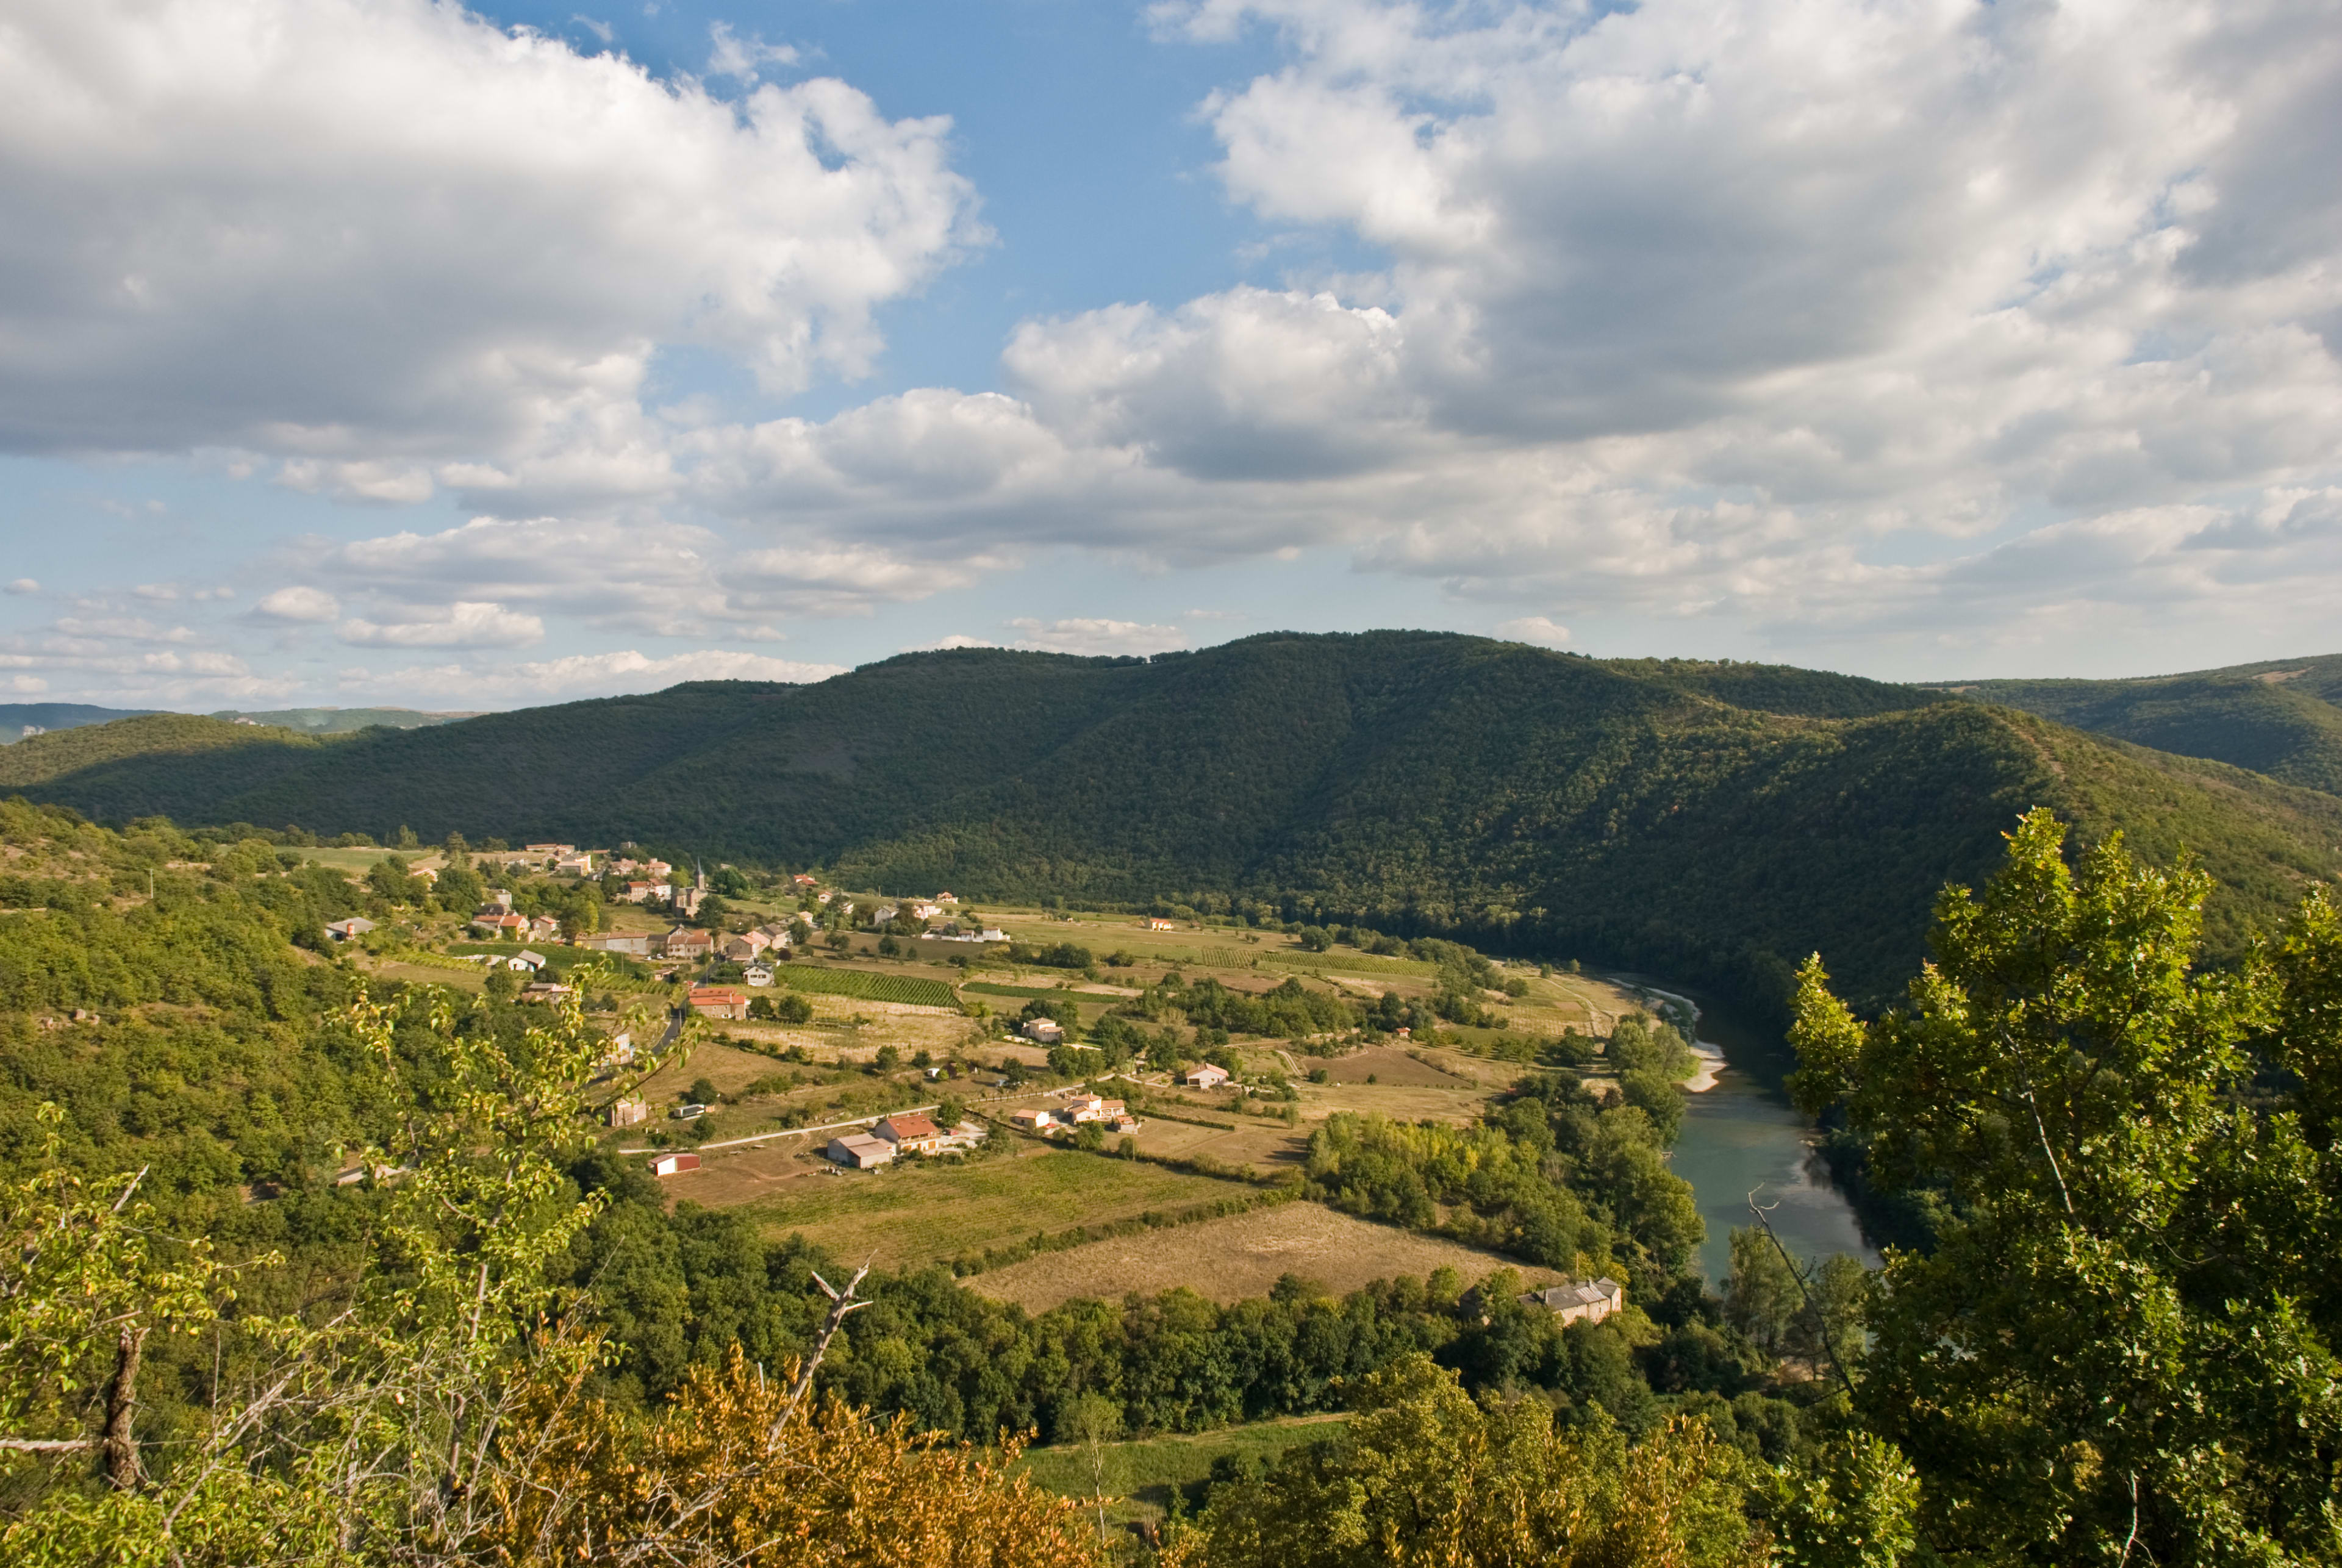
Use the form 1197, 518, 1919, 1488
1175, 1353, 1760, 1567
1792, 808, 2342, 1565
14, 634, 2342, 1015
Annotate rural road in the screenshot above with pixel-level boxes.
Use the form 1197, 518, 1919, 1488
618, 1104, 942, 1157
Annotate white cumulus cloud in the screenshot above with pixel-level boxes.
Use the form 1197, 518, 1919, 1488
338, 601, 546, 649
1495, 616, 1570, 648
252, 586, 342, 623
0, 0, 981, 463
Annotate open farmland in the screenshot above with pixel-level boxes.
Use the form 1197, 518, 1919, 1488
773, 965, 958, 1008
736, 1146, 1256, 1272
968, 1200, 1566, 1313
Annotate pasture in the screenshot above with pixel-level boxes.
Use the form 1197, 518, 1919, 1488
967, 1200, 1563, 1313
735, 1147, 1255, 1273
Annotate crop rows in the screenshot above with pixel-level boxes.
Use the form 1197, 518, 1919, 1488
775, 966, 959, 1009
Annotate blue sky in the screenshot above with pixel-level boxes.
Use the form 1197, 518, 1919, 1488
4, 0, 2340, 710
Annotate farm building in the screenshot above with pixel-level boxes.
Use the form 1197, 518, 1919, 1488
689, 987, 748, 1020
1524, 1278, 1625, 1325
650, 1152, 700, 1177
826, 1133, 895, 1169
525, 843, 576, 857
1182, 1064, 1231, 1089
874, 1112, 947, 1154
324, 917, 375, 940
1142, 917, 1175, 931
607, 1097, 648, 1128
1022, 1018, 1065, 1045
576, 932, 653, 956
518, 983, 573, 1004
510, 950, 548, 972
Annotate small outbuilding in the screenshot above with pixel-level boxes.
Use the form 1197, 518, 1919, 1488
650, 1152, 700, 1177
324, 917, 376, 941
826, 1133, 895, 1169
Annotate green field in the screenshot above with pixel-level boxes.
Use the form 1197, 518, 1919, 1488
743, 1150, 1251, 1271
446, 942, 648, 981
1019, 1413, 1350, 1525
1259, 950, 1436, 977
775, 965, 958, 1008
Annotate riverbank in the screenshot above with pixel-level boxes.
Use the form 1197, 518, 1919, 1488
1615, 977, 1878, 1284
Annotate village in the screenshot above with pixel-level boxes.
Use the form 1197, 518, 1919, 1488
324, 834, 1664, 1344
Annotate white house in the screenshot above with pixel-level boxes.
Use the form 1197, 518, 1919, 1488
1182, 1063, 1231, 1089
650, 1152, 700, 1177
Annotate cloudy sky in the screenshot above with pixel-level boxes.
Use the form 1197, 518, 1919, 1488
4, 0, 2339, 711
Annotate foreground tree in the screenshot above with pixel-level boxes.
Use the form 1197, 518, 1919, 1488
1791, 808, 2342, 1564
0, 982, 1096, 1567
1173, 1353, 1761, 1567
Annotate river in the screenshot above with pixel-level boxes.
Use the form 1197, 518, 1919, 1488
1618, 979, 1879, 1286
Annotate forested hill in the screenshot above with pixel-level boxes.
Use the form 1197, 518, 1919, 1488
1939, 651, 2342, 797
0, 700, 159, 740
9, 631, 2342, 1011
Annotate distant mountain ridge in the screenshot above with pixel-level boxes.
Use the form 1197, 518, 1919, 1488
207, 706, 483, 734
5, 632, 2339, 1017
1, 703, 481, 745
1933, 653, 2342, 797
0, 701, 159, 741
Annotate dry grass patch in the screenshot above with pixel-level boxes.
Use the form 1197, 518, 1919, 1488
969, 1201, 1562, 1313
738, 1147, 1252, 1273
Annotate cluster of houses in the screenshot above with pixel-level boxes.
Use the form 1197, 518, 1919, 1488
572, 918, 795, 968
1008, 1092, 1142, 1137
825, 1110, 986, 1169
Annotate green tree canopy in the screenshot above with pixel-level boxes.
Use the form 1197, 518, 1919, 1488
1791, 807, 2342, 1564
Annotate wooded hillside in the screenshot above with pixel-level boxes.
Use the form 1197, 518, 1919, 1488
9, 632, 2342, 1011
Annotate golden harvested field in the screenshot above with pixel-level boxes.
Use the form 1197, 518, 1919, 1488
969, 1200, 1563, 1313
1129, 1116, 1311, 1170
735, 1147, 1254, 1272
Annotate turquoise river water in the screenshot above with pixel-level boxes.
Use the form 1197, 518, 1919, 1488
1620, 980, 1879, 1286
